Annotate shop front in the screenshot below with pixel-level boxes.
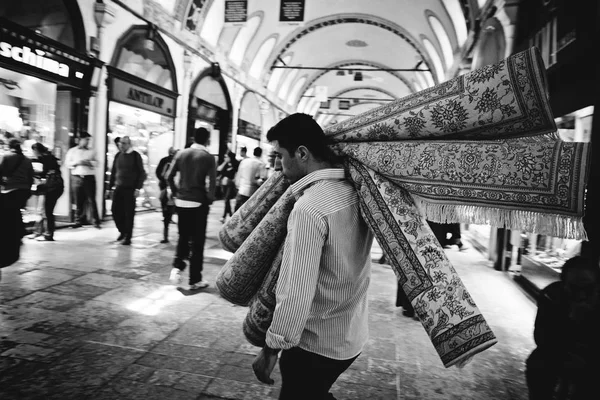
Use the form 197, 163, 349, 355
105, 26, 178, 213
188, 65, 232, 162
0, 10, 96, 222
236, 91, 263, 159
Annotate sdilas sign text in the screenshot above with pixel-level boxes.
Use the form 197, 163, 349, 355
0, 41, 70, 78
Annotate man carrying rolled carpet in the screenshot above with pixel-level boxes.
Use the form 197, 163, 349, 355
252, 113, 374, 400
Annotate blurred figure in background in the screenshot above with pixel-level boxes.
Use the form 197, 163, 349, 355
234, 147, 267, 211
65, 132, 101, 229
0, 139, 34, 240
157, 147, 178, 243
108, 136, 146, 246
526, 256, 600, 400
217, 151, 238, 223
31, 143, 64, 241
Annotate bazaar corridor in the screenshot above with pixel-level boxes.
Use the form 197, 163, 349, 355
1, 204, 537, 400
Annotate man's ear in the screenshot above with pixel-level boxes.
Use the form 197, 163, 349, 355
296, 145, 309, 161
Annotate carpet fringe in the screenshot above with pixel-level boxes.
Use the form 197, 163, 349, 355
412, 195, 588, 240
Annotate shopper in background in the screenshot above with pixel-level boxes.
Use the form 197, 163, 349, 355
168, 127, 216, 290
217, 151, 238, 223
157, 147, 178, 243
234, 147, 267, 211
65, 132, 101, 229
0, 138, 34, 241
525, 256, 600, 400
240, 146, 248, 159
108, 136, 146, 246
31, 143, 64, 241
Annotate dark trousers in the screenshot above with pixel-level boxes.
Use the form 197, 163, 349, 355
1, 189, 30, 239
222, 184, 236, 218
44, 189, 63, 235
526, 350, 598, 400
278, 347, 358, 400
72, 175, 100, 225
111, 186, 136, 239
234, 193, 250, 212
0, 192, 25, 267
173, 204, 209, 285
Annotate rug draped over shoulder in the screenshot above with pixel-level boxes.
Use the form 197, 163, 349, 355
216, 48, 590, 368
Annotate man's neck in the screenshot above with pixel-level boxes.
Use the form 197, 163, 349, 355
306, 161, 337, 175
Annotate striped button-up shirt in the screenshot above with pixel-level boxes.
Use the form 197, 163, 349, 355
266, 168, 374, 360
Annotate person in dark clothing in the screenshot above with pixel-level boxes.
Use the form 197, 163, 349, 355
168, 127, 216, 290
65, 132, 101, 229
525, 256, 600, 400
0, 139, 34, 240
31, 143, 64, 241
108, 136, 146, 245
217, 151, 238, 223
156, 147, 177, 243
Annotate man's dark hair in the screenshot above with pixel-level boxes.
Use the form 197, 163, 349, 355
194, 127, 210, 144
561, 256, 600, 282
8, 138, 22, 154
32, 142, 49, 154
266, 113, 336, 162
253, 147, 262, 157
241, 146, 247, 153
114, 137, 121, 146
79, 132, 91, 139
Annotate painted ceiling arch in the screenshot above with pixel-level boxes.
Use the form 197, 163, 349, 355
173, 0, 473, 117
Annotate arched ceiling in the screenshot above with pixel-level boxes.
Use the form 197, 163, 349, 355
181, 0, 472, 124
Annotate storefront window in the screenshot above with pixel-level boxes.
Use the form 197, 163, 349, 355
107, 102, 174, 211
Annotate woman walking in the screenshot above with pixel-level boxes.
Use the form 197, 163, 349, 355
217, 151, 238, 223
32, 143, 64, 241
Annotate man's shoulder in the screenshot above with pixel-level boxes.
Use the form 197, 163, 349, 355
298, 180, 357, 213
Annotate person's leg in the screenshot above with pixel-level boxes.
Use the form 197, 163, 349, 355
525, 351, 559, 400
279, 347, 357, 400
112, 186, 124, 236
161, 205, 175, 242
174, 207, 192, 267
123, 187, 136, 242
44, 190, 61, 238
84, 176, 101, 226
234, 194, 249, 212
189, 204, 210, 285
73, 176, 85, 224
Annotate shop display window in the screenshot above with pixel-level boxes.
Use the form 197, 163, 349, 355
107, 101, 174, 212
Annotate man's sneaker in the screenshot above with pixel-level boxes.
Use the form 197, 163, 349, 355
189, 281, 209, 290
169, 268, 183, 285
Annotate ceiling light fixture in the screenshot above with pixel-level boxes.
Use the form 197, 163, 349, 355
336, 70, 345, 76
354, 72, 363, 81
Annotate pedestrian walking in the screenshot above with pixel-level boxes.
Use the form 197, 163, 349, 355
525, 256, 600, 400
31, 143, 64, 241
252, 113, 374, 399
168, 127, 216, 290
0, 138, 34, 241
65, 132, 101, 229
157, 147, 178, 243
108, 136, 146, 245
217, 151, 238, 223
234, 147, 267, 211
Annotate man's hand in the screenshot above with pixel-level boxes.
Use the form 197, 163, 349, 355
252, 346, 279, 385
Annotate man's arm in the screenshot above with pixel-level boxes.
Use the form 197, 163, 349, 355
65, 148, 77, 169
265, 206, 326, 350
156, 158, 167, 183
109, 153, 118, 189
167, 154, 180, 196
206, 156, 217, 204
135, 152, 146, 190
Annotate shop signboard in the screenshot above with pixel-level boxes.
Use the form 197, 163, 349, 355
279, 0, 305, 24
224, 0, 247, 26
0, 17, 95, 88
237, 119, 261, 140
109, 74, 177, 118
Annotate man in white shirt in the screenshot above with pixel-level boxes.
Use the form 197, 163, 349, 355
64, 132, 101, 228
252, 113, 374, 399
234, 147, 267, 211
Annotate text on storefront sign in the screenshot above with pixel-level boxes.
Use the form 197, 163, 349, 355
127, 88, 165, 109
0, 41, 70, 78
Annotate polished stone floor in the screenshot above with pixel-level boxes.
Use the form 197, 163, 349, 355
1, 203, 537, 399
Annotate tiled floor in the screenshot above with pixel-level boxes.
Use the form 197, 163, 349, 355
1, 203, 537, 399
